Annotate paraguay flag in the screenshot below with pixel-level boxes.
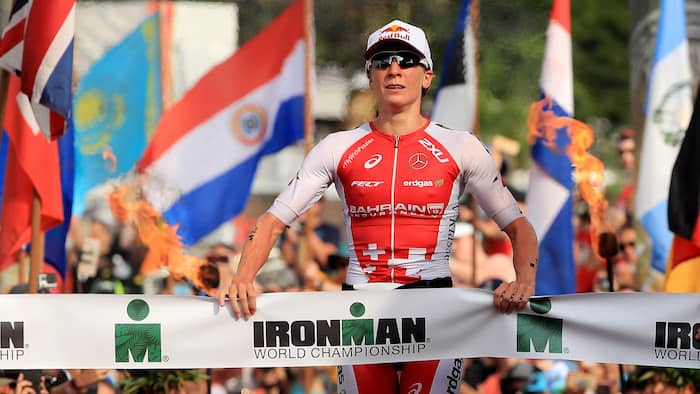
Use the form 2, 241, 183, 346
636, 0, 693, 273
526, 0, 575, 295
138, 0, 306, 246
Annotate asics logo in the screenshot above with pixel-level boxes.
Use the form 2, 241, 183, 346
364, 154, 383, 169
418, 138, 449, 163
407, 382, 423, 394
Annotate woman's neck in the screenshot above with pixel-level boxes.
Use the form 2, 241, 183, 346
373, 111, 427, 136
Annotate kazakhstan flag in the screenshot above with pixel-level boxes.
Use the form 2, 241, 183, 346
73, 14, 162, 214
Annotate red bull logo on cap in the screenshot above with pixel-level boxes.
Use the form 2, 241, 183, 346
379, 25, 410, 41
381, 25, 410, 33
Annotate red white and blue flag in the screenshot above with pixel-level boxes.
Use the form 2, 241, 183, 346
0, 75, 63, 270
526, 0, 576, 295
138, 0, 306, 245
0, 0, 30, 72
0, 0, 75, 140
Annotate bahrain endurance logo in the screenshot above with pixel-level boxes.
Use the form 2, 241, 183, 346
232, 104, 268, 145
115, 299, 162, 363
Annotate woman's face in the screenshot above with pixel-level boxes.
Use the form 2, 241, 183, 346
367, 50, 433, 113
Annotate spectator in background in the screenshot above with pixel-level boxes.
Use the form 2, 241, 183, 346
615, 128, 636, 215
458, 197, 513, 257
449, 221, 516, 288
201, 243, 239, 297
616, 221, 638, 265
280, 198, 340, 270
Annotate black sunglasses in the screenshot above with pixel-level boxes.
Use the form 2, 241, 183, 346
619, 241, 636, 251
369, 51, 427, 70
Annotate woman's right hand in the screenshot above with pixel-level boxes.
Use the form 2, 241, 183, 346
218, 276, 258, 320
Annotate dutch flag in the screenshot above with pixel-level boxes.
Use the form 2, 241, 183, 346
138, 0, 306, 246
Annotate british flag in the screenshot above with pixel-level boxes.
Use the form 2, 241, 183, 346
0, 0, 74, 140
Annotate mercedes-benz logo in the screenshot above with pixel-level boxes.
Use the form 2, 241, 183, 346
408, 153, 428, 170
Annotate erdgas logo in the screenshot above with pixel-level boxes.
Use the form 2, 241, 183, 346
0, 321, 25, 360
516, 298, 563, 354
252, 302, 427, 360
403, 180, 433, 188
446, 358, 463, 394
115, 299, 162, 363
653, 321, 700, 362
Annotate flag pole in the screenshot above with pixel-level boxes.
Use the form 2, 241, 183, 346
27, 190, 45, 293
299, 0, 315, 283
303, 0, 314, 154
298, 0, 316, 285
158, 0, 174, 111
302, 1, 317, 391
470, 0, 480, 287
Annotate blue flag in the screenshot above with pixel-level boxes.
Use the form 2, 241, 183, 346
526, 0, 575, 295
0, 132, 8, 203
73, 14, 162, 214
44, 118, 74, 277
635, 0, 693, 272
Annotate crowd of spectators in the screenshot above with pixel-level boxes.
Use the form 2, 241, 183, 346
1, 128, 697, 394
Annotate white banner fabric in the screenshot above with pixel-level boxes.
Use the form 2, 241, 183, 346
0, 289, 698, 369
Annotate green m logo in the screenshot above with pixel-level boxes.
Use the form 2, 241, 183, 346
342, 302, 373, 346
115, 299, 161, 362
516, 298, 562, 353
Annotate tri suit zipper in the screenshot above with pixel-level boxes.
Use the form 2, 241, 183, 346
390, 135, 399, 283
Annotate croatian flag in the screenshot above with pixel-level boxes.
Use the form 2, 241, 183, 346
0, 0, 75, 140
636, 0, 693, 273
138, 0, 305, 245
526, 0, 575, 295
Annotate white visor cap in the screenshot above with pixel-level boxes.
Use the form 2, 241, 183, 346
364, 19, 433, 70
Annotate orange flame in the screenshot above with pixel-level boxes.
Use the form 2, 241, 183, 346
108, 183, 206, 291
102, 147, 117, 173
527, 96, 610, 245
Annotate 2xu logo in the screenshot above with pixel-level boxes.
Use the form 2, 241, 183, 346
418, 138, 449, 163
115, 299, 162, 363
516, 298, 563, 354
